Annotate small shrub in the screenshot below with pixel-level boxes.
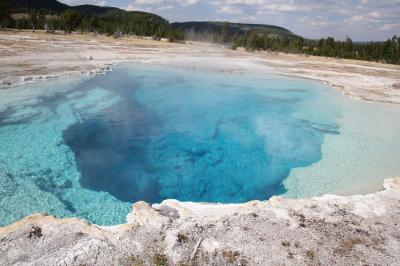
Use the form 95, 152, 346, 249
177, 233, 188, 243
153, 253, 168, 266
222, 250, 240, 263
305, 250, 315, 260
28, 226, 42, 239
334, 238, 365, 256
119, 255, 144, 266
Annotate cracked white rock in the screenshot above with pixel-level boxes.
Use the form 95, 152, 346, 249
1, 177, 399, 265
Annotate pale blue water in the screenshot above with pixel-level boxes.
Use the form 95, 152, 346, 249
1, 63, 395, 226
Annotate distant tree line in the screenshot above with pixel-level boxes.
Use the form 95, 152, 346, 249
229, 26, 400, 65
0, 0, 184, 41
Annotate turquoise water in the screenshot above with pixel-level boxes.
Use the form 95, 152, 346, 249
0, 64, 399, 226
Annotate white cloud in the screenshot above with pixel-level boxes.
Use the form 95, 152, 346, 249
222, 0, 263, 5
125, 3, 140, 11
379, 23, 400, 31
125, 0, 198, 13
181, 0, 199, 5
218, 6, 242, 14
261, 4, 302, 12
133, 0, 198, 6
61, 0, 107, 6
135, 0, 165, 4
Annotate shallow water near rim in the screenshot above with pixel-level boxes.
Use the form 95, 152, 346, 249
0, 63, 399, 226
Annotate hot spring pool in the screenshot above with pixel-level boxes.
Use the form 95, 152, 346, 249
1, 64, 400, 226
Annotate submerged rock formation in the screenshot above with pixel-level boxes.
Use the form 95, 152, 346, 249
1, 178, 400, 265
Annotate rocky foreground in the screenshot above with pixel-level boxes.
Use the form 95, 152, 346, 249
0, 178, 399, 265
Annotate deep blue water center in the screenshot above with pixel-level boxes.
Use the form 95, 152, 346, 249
0, 64, 340, 225
63, 65, 337, 203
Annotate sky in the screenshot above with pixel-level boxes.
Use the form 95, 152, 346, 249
60, 0, 400, 41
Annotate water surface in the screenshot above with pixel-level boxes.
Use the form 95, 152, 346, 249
0, 64, 399, 226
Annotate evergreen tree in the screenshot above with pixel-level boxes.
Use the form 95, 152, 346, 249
0, 0, 11, 29
61, 9, 81, 33
29, 10, 38, 32
222, 22, 230, 43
